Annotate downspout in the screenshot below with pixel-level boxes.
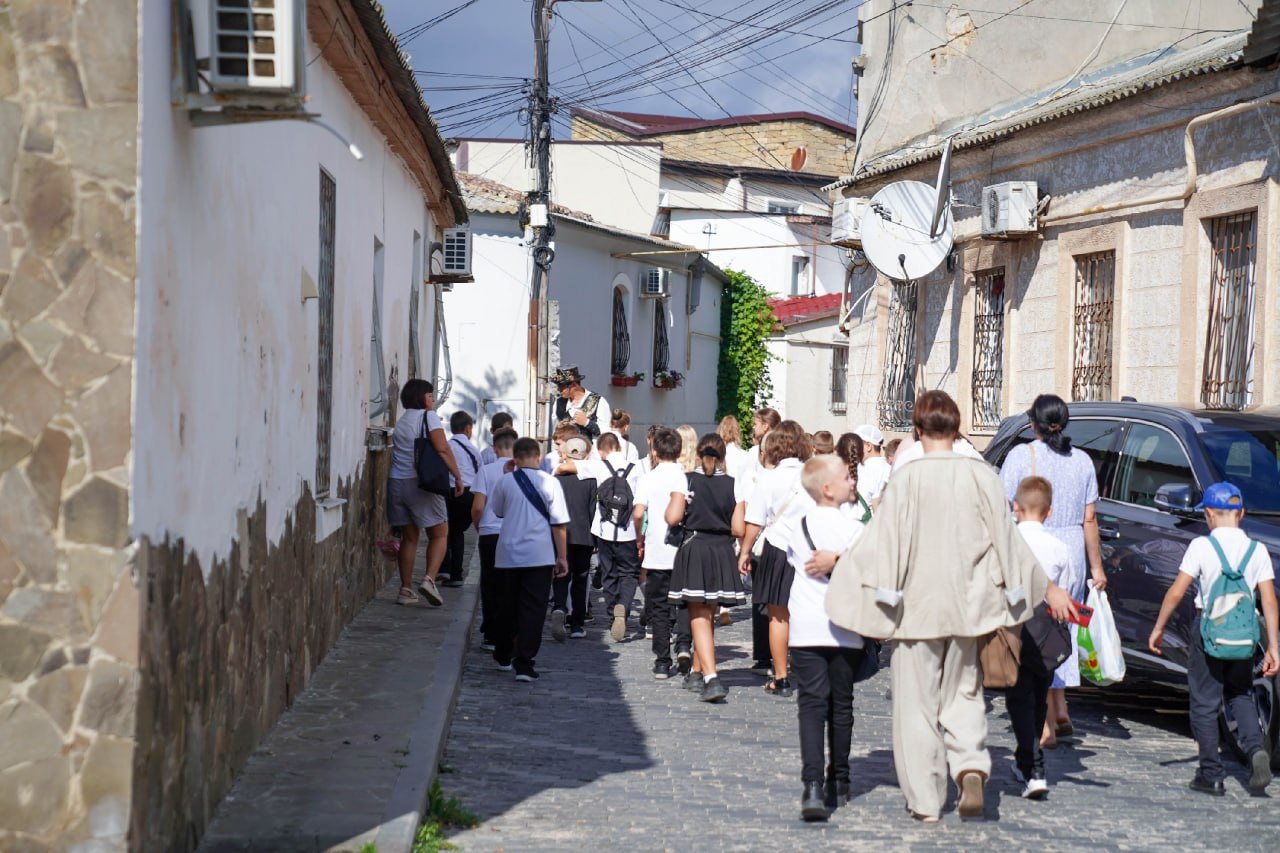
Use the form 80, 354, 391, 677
1041, 90, 1280, 225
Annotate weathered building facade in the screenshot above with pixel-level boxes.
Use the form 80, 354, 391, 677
0, 2, 465, 849
834, 1, 1279, 438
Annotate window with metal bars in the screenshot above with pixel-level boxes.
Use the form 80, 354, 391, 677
1201, 211, 1257, 410
877, 280, 918, 431
610, 287, 630, 375
1072, 250, 1115, 402
971, 268, 1006, 430
316, 170, 336, 497
652, 301, 670, 375
830, 345, 849, 413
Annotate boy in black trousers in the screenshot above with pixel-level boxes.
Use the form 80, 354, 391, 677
442, 411, 482, 586
551, 436, 597, 641
470, 427, 518, 651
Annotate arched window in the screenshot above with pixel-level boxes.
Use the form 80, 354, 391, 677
610, 286, 630, 374
652, 300, 670, 375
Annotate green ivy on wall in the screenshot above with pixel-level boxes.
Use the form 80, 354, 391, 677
716, 268, 778, 447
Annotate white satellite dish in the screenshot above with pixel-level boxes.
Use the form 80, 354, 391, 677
860, 140, 955, 281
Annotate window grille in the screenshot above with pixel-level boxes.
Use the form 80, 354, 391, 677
316, 170, 336, 497
1072, 250, 1115, 402
610, 287, 630, 375
1201, 212, 1257, 410
652, 301, 670, 375
830, 345, 849, 413
877, 280, 918, 431
971, 268, 1006, 430
767, 201, 800, 214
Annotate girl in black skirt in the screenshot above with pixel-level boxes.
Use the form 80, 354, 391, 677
667, 434, 747, 703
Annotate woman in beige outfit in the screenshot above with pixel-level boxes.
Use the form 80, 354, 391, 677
823, 392, 1075, 821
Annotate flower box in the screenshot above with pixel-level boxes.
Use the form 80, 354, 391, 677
611, 375, 639, 387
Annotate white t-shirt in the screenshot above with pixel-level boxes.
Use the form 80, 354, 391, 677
1179, 527, 1275, 611
857, 456, 892, 501
634, 461, 688, 570
891, 436, 983, 473
390, 409, 444, 480
725, 441, 751, 481
480, 446, 498, 467
1018, 521, 1071, 589
745, 458, 814, 551
470, 458, 512, 536
607, 430, 641, 463
577, 453, 642, 542
448, 434, 482, 489
490, 467, 570, 568
787, 506, 865, 648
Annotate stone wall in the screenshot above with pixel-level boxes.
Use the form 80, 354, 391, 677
571, 114, 855, 177
130, 454, 392, 852
0, 1, 140, 849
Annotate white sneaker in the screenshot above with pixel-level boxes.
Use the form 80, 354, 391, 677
1021, 778, 1048, 800
417, 576, 444, 607
551, 609, 567, 643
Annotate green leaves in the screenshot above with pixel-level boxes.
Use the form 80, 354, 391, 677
716, 269, 778, 447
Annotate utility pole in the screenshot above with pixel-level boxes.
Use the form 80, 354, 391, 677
526, 0, 554, 447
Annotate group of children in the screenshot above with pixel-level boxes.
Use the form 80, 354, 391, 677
409, 395, 1278, 821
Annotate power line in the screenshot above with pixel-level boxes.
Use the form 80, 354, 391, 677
397, 0, 485, 47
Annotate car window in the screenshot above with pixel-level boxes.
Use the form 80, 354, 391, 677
1114, 424, 1196, 508
1002, 419, 1120, 491
1199, 427, 1280, 513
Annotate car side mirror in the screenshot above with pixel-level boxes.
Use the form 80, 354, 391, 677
1154, 483, 1200, 516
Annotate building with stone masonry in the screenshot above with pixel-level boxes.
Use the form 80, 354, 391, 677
831, 0, 1280, 439
0, 1, 466, 849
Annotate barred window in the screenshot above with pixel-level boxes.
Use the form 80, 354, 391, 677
877, 280, 918, 431
652, 301, 670, 375
1072, 251, 1115, 402
1201, 212, 1257, 410
971, 268, 1006, 430
830, 345, 849, 413
316, 170, 337, 497
610, 287, 630, 375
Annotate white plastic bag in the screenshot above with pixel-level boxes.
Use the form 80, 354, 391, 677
1078, 585, 1126, 685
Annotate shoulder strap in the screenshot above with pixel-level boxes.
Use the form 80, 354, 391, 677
450, 436, 479, 468
621, 463, 634, 478
1029, 443, 1037, 477
580, 392, 601, 417
513, 469, 551, 524
801, 517, 817, 552
1238, 540, 1259, 577
419, 410, 430, 438
604, 460, 617, 477
856, 493, 873, 524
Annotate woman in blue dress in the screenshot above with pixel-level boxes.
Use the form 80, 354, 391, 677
999, 394, 1108, 748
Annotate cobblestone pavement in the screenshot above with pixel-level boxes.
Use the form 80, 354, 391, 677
442, 591, 1279, 852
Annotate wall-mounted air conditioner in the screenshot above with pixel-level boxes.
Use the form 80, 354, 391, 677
208, 0, 300, 92
640, 267, 669, 298
441, 228, 472, 277
981, 182, 1039, 239
831, 196, 870, 247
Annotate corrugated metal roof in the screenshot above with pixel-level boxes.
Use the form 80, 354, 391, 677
824, 31, 1249, 191
1244, 0, 1280, 66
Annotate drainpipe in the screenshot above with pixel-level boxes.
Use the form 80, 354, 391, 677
1041, 90, 1280, 225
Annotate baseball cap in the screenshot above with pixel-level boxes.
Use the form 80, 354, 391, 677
853, 424, 884, 447
562, 436, 591, 461
1195, 481, 1244, 511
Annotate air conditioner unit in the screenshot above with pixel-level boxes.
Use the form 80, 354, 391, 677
831, 196, 870, 247
441, 227, 472, 277
980, 181, 1039, 239
208, 0, 300, 92
641, 267, 669, 298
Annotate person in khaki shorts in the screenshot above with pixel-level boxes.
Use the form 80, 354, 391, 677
821, 391, 1075, 822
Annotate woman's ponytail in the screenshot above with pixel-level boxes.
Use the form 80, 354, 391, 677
1029, 394, 1072, 455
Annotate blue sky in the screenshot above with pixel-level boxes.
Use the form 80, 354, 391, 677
377, 0, 861, 140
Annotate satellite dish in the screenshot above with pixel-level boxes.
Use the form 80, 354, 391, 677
790, 146, 808, 171
860, 143, 955, 281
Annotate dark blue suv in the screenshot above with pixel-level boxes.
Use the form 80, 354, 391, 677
984, 402, 1280, 766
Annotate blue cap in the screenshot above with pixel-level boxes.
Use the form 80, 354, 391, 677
1195, 481, 1244, 510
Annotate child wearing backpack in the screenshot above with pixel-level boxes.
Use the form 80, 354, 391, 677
1149, 481, 1279, 794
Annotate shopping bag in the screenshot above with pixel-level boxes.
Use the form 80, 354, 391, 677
1078, 585, 1126, 685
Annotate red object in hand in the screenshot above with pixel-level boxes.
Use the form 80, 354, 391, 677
1067, 602, 1093, 628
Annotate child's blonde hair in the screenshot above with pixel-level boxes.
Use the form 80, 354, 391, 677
677, 424, 698, 472
801, 455, 847, 502
1015, 476, 1053, 519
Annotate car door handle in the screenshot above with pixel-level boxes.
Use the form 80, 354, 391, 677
1098, 525, 1121, 540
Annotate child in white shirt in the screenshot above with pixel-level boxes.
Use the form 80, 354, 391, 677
632, 427, 688, 678
786, 455, 867, 822
469, 427, 517, 651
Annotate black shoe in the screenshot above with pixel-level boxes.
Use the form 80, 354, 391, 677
676, 650, 693, 675
592, 571, 604, 590
801, 782, 828, 822
766, 677, 794, 697
824, 779, 850, 809
1249, 749, 1273, 791
653, 661, 671, 680
1189, 773, 1225, 796
700, 675, 728, 703
441, 575, 465, 588
683, 671, 705, 692
514, 667, 539, 682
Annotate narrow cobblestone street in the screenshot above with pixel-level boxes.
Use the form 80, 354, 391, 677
441, 591, 1279, 852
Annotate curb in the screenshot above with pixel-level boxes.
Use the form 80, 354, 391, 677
374, 547, 480, 853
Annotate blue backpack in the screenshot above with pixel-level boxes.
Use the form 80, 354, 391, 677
1200, 538, 1260, 660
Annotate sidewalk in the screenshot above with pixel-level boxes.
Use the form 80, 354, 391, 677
198, 533, 480, 853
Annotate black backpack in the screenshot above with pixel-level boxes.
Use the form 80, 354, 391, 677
596, 461, 635, 538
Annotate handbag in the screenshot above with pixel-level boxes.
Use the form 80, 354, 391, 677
980, 627, 1022, 689
664, 473, 691, 547
1022, 602, 1073, 675
414, 413, 451, 496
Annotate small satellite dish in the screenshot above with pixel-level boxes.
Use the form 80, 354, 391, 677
860, 142, 955, 281
790, 146, 808, 172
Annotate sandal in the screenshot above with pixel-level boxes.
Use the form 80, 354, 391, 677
765, 677, 794, 697
1055, 721, 1074, 737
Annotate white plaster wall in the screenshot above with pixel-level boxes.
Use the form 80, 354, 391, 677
458, 139, 661, 235
773, 319, 848, 435
136, 11, 443, 568
661, 173, 830, 218
444, 214, 724, 449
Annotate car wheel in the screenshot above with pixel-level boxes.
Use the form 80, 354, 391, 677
1218, 673, 1278, 767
